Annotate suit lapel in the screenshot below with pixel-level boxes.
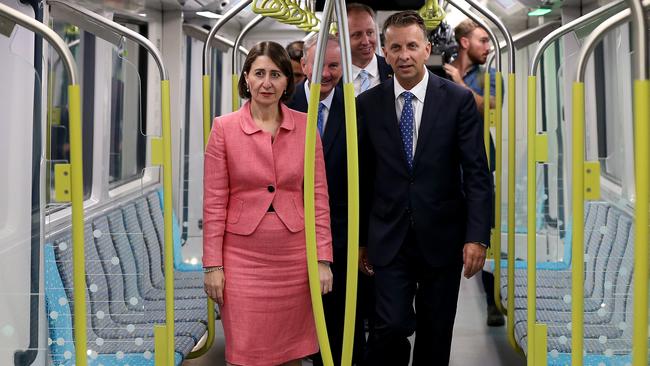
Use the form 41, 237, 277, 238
412, 72, 444, 169
288, 81, 309, 111
379, 79, 412, 171
322, 87, 343, 156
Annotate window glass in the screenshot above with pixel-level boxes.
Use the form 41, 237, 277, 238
108, 22, 147, 188
47, 23, 94, 206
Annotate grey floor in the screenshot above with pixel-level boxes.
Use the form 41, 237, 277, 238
183, 274, 526, 366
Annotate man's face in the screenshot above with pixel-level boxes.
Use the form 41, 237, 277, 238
291, 59, 305, 84
382, 24, 431, 88
463, 28, 491, 65
302, 41, 342, 99
347, 10, 377, 67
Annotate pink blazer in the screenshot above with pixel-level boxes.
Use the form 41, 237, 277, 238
203, 101, 333, 267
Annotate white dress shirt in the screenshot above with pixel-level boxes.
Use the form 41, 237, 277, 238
393, 69, 429, 155
352, 54, 381, 96
304, 80, 336, 132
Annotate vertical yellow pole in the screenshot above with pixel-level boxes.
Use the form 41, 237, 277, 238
161, 80, 176, 366
232, 74, 240, 111
571, 82, 585, 366
69, 84, 88, 366
154, 325, 168, 366
526, 76, 537, 364
304, 82, 333, 366
203, 75, 212, 147
494, 73, 506, 316
507, 73, 518, 352
632, 79, 650, 366
341, 82, 359, 366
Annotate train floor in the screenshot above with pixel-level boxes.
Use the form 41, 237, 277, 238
183, 274, 525, 366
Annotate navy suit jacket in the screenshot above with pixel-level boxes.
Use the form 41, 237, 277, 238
376, 55, 393, 82
286, 82, 349, 252
357, 71, 492, 268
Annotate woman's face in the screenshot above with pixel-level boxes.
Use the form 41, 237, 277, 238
244, 55, 288, 108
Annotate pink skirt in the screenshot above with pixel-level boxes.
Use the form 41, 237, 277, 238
220, 212, 318, 365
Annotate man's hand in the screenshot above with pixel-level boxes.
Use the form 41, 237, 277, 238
463, 242, 487, 279
359, 247, 374, 276
443, 63, 464, 85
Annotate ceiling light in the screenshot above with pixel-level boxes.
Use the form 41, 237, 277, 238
528, 7, 552, 16
138, 13, 146, 17
196, 11, 223, 19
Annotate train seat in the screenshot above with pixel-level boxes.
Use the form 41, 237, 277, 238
499, 201, 635, 363
44, 189, 212, 365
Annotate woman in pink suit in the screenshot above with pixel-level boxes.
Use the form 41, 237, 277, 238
203, 41, 334, 366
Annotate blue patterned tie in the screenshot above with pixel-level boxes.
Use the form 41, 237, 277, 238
399, 91, 415, 171
359, 69, 371, 93
317, 102, 326, 136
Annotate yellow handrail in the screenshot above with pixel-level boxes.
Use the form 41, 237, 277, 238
506, 73, 518, 354
340, 81, 360, 366
632, 79, 649, 366
232, 74, 240, 111
526, 76, 540, 364
68, 84, 87, 366
570, 82, 585, 366
203, 75, 212, 147
493, 72, 507, 317
305, 82, 333, 366
160, 80, 176, 366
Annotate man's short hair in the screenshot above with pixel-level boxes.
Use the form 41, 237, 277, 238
382, 11, 427, 41
302, 33, 340, 61
454, 19, 483, 44
285, 40, 304, 62
346, 3, 375, 19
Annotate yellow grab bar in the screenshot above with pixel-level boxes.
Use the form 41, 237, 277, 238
203, 75, 212, 147
570, 82, 585, 366
161, 80, 176, 365
68, 85, 88, 366
340, 82, 360, 366
304, 82, 333, 366
506, 73, 519, 353
232, 74, 240, 112
632, 79, 649, 366
493, 72, 507, 317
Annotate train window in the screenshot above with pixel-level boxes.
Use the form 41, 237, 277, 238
108, 22, 148, 188
593, 23, 634, 195
47, 23, 94, 206
179, 36, 223, 250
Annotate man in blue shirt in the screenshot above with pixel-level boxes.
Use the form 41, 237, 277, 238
444, 19, 504, 327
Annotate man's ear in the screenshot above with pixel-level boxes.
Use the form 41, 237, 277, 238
460, 37, 470, 50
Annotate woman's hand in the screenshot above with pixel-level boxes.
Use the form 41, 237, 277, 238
204, 270, 225, 306
318, 262, 333, 295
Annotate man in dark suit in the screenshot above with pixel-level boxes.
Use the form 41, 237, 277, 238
346, 3, 393, 95
286, 34, 366, 365
357, 11, 492, 365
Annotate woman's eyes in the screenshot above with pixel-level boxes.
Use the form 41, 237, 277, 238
254, 70, 282, 78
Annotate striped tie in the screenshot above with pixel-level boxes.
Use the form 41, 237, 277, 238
359, 69, 371, 93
